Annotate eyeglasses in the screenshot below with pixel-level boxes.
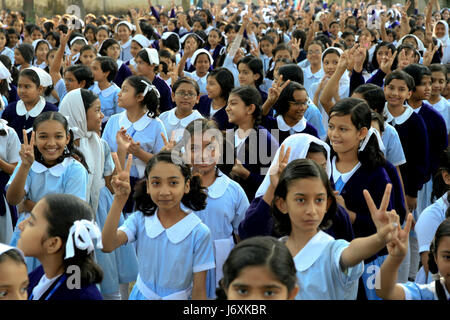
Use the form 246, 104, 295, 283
175, 91, 197, 98
307, 50, 321, 55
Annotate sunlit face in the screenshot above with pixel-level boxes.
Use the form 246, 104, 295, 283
413, 75, 432, 101
328, 113, 366, 155
226, 93, 251, 126
208, 30, 221, 48
172, 82, 200, 112
376, 46, 392, 67
435, 23, 446, 39
118, 80, 142, 110
86, 99, 104, 132
79, 49, 96, 66
90, 59, 108, 82
70, 43, 83, 55
384, 79, 412, 108
63, 71, 83, 92
226, 29, 237, 44
284, 90, 308, 124
117, 25, 131, 43
185, 36, 199, 52
96, 30, 109, 45
238, 63, 259, 86
31, 29, 43, 41
343, 34, 355, 49
33, 120, 70, 166
329, 23, 340, 36
135, 55, 155, 77
431, 71, 447, 97
322, 52, 340, 78
0, 257, 28, 300
307, 44, 322, 66
260, 40, 274, 57
226, 265, 297, 300
194, 53, 211, 76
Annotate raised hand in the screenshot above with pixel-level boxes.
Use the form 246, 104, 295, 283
353, 45, 367, 73
380, 50, 397, 75
111, 153, 133, 199
423, 42, 438, 66
161, 131, 176, 152
269, 144, 291, 188
128, 139, 141, 157
116, 127, 132, 152
386, 213, 414, 258
19, 130, 35, 167
267, 75, 291, 105
290, 38, 301, 61
250, 42, 260, 58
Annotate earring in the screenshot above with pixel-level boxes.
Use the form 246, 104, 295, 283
64, 145, 70, 156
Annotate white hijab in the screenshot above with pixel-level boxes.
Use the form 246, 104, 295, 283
434, 20, 450, 63
254, 133, 331, 198
58, 89, 105, 213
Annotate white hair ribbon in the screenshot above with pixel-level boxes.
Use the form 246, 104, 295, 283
64, 219, 103, 260
359, 127, 386, 153
63, 115, 80, 135
141, 80, 160, 98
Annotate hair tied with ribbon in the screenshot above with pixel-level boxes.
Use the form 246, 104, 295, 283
359, 127, 385, 153
141, 80, 160, 99
64, 219, 103, 260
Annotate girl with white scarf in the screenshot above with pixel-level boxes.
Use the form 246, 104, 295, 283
434, 20, 450, 64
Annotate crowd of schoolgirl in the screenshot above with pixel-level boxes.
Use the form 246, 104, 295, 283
0, 0, 450, 301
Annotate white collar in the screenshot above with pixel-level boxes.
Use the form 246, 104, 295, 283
332, 156, 361, 184
16, 97, 46, 117
292, 231, 335, 271
118, 111, 153, 132
207, 171, 230, 199
121, 38, 132, 49
167, 108, 203, 126
30, 157, 74, 177
276, 115, 307, 132
383, 103, 414, 125
305, 66, 323, 79
144, 209, 202, 244
186, 71, 208, 81
116, 60, 124, 69
91, 82, 119, 97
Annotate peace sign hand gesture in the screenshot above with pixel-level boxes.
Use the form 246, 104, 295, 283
423, 42, 438, 66
386, 213, 414, 259
19, 130, 35, 168
380, 50, 397, 75
161, 131, 177, 152
111, 153, 133, 200
267, 75, 291, 105
269, 144, 291, 188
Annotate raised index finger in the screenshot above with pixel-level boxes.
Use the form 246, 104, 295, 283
124, 154, 133, 173
22, 129, 29, 145
112, 152, 123, 173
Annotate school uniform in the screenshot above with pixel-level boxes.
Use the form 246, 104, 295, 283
1, 97, 58, 143
427, 97, 450, 134
222, 55, 240, 88
194, 95, 233, 130
159, 107, 204, 143
382, 122, 407, 167
229, 125, 279, 201
302, 65, 324, 99
280, 231, 364, 300
118, 210, 216, 300
113, 60, 133, 89
7, 157, 89, 272
0, 123, 20, 244
258, 87, 268, 105
90, 82, 123, 124
184, 71, 208, 96
204, 44, 224, 69
27, 265, 102, 300
0, 46, 15, 65
152, 75, 174, 113
102, 111, 166, 213
399, 278, 450, 300
260, 54, 272, 75
262, 114, 318, 144
304, 101, 327, 139
120, 38, 133, 63
7, 84, 19, 104
192, 171, 249, 298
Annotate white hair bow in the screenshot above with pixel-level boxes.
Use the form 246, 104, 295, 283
64, 219, 103, 260
141, 80, 160, 98
359, 127, 386, 153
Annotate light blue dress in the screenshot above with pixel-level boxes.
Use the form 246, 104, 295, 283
191, 172, 249, 298
118, 210, 215, 300
102, 111, 167, 179
281, 231, 364, 300
0, 47, 15, 65
399, 278, 450, 300
90, 82, 123, 123
381, 122, 407, 167
7, 157, 88, 272
304, 101, 326, 140
94, 140, 138, 296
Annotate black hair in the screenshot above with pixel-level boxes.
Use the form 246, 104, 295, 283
224, 23, 236, 34
352, 83, 386, 113
159, 48, 176, 63
314, 34, 332, 49
0, 54, 17, 90
274, 81, 307, 116
216, 236, 298, 300
94, 56, 118, 82
95, 25, 110, 37
307, 40, 325, 52
237, 56, 264, 87
98, 38, 120, 57
429, 64, 448, 81
0, 248, 25, 265
42, 193, 103, 286
278, 63, 304, 85
140, 22, 156, 41
329, 97, 386, 170
192, 18, 207, 30
292, 30, 307, 49
84, 24, 97, 41
44, 31, 60, 48
431, 147, 450, 204
266, 58, 292, 81
391, 44, 416, 71
272, 43, 293, 61
371, 111, 386, 134
67, 32, 86, 49
173, 76, 200, 96
56, 24, 68, 34
64, 65, 94, 89
18, 68, 41, 88
162, 33, 181, 52
403, 64, 432, 91
207, 67, 235, 101
229, 86, 262, 128
272, 159, 336, 236
80, 88, 99, 113
43, 21, 54, 34
32, 111, 89, 171
308, 142, 328, 159
15, 43, 34, 64
181, 33, 203, 50
136, 48, 160, 70
133, 150, 207, 216
123, 75, 160, 117
428, 219, 450, 287
371, 42, 396, 71
385, 70, 415, 91
322, 47, 341, 61
0, 28, 9, 48
79, 44, 97, 58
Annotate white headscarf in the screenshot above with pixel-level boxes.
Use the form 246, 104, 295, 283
255, 133, 331, 198
58, 89, 105, 213
434, 20, 450, 63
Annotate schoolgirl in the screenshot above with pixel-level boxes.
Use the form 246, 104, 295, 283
427, 64, 450, 133
178, 47, 213, 96
180, 32, 204, 73
0, 28, 15, 65
0, 243, 28, 300
14, 43, 34, 71
99, 38, 132, 88
127, 34, 151, 75
204, 28, 224, 69
115, 21, 135, 63
32, 39, 51, 69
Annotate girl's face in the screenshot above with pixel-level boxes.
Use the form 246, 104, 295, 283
86, 99, 104, 132
443, 74, 450, 98
106, 43, 120, 60
357, 19, 367, 30
186, 132, 219, 175
135, 55, 154, 76
0, 32, 7, 49
168, 21, 176, 32
274, 50, 292, 62
206, 75, 222, 100
118, 80, 142, 109
146, 161, 190, 211
435, 23, 446, 38
434, 236, 450, 289
276, 177, 331, 234
376, 46, 392, 68
46, 50, 56, 66
343, 35, 355, 49
322, 53, 340, 78
35, 43, 50, 62
46, 35, 57, 48
34, 120, 70, 165
208, 31, 221, 48
117, 25, 131, 42
96, 30, 109, 45
31, 29, 43, 41
431, 71, 447, 96
285, 90, 308, 123
238, 63, 258, 87
172, 82, 200, 112
14, 49, 25, 65
329, 23, 340, 36
267, 32, 279, 45
64, 71, 82, 92
185, 36, 199, 51
413, 30, 425, 43
8, 33, 20, 48
70, 43, 83, 56
0, 258, 29, 300
79, 49, 96, 66
226, 29, 237, 45
327, 113, 367, 155
226, 93, 252, 126
307, 44, 322, 65
193, 21, 203, 32
443, 10, 450, 20
273, 62, 287, 81
359, 30, 373, 48
84, 29, 95, 42
413, 75, 432, 101
306, 151, 327, 171
130, 41, 142, 58
384, 79, 412, 107
194, 53, 211, 76
226, 265, 297, 300
17, 76, 41, 104
402, 37, 418, 50
260, 40, 273, 57
90, 60, 108, 82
